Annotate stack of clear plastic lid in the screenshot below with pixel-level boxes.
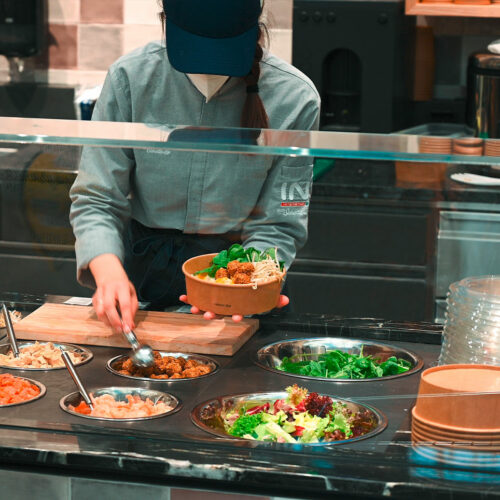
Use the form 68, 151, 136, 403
439, 276, 500, 366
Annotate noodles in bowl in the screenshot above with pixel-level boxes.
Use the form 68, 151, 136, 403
252, 257, 286, 287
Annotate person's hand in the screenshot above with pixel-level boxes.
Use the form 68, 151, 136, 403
179, 294, 289, 322
89, 253, 139, 333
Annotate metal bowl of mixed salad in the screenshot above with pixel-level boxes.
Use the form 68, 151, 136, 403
254, 338, 423, 382
191, 385, 387, 445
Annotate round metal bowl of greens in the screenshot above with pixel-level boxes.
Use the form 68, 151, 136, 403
191, 385, 387, 445
254, 338, 423, 382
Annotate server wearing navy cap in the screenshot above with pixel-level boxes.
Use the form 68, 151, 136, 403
163, 0, 262, 76
70, 0, 320, 332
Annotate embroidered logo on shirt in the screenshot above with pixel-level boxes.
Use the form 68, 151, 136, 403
278, 182, 310, 216
146, 148, 171, 156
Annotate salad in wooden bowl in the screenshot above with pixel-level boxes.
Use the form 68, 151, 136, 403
182, 244, 285, 316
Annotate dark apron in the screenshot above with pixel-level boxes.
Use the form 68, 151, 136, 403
123, 219, 238, 308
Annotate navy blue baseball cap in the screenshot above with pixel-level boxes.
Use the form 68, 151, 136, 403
162, 0, 262, 77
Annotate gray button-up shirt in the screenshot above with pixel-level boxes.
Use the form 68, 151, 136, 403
70, 41, 320, 287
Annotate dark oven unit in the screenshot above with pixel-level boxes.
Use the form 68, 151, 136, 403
292, 0, 414, 133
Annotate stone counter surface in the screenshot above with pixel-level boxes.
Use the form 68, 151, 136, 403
0, 293, 498, 500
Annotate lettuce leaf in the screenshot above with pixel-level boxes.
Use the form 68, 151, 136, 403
256, 422, 296, 443
228, 413, 264, 437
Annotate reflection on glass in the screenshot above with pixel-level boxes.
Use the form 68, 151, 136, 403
0, 117, 499, 164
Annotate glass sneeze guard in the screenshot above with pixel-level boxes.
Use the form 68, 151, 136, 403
0, 116, 499, 165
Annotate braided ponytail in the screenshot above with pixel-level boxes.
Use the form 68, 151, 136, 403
241, 24, 270, 130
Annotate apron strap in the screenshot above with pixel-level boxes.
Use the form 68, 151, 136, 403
124, 220, 236, 307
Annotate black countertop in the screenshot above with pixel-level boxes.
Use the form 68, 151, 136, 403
0, 293, 498, 499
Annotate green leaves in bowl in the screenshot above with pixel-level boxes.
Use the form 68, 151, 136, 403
278, 348, 412, 379
194, 244, 284, 278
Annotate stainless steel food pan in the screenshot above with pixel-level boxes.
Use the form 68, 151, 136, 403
253, 338, 423, 382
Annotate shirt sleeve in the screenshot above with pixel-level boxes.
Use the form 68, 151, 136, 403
69, 68, 135, 288
241, 96, 320, 270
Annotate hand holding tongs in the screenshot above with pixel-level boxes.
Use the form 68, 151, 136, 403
60, 348, 94, 411
2, 303, 19, 358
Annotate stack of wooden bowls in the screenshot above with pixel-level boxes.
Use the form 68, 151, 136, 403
412, 365, 500, 451
394, 161, 447, 189
395, 136, 451, 189
454, 0, 491, 4
418, 136, 452, 154
484, 139, 500, 157
452, 137, 484, 156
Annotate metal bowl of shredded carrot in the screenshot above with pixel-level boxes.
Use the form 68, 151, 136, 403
0, 342, 93, 370
0, 373, 46, 407
60, 387, 181, 421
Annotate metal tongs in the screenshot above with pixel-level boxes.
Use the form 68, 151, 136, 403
60, 348, 94, 411
2, 303, 19, 358
121, 321, 155, 368
115, 306, 154, 367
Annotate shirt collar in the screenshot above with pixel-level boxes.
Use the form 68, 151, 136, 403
186, 73, 230, 102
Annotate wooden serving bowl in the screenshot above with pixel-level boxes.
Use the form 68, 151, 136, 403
182, 253, 283, 316
413, 364, 500, 431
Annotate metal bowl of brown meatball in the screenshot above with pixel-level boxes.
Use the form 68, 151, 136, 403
106, 351, 220, 382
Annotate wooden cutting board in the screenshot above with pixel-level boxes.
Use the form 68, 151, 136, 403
14, 303, 259, 356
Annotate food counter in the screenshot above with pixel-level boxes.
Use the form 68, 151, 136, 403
0, 292, 498, 500
0, 119, 498, 498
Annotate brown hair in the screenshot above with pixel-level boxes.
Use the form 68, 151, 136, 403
241, 23, 269, 130
158, 2, 270, 130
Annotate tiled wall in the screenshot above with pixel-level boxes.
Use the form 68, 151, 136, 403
0, 0, 496, 93
0, 0, 293, 87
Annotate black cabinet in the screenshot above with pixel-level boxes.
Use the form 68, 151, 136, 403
0, 144, 88, 297
300, 206, 433, 266
287, 270, 430, 320
287, 160, 438, 321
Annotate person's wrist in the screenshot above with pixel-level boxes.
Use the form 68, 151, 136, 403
89, 254, 127, 285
